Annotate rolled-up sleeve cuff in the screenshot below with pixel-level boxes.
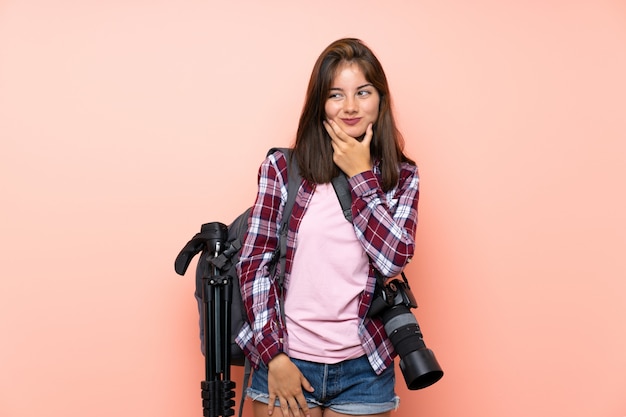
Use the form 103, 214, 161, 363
258, 339, 283, 366
348, 170, 379, 198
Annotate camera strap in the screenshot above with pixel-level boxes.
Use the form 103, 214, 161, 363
331, 172, 413, 302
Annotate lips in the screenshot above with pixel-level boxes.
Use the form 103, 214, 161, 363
341, 118, 361, 126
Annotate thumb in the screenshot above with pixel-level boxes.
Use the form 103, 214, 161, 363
361, 123, 374, 147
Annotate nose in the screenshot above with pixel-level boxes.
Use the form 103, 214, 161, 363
343, 96, 358, 114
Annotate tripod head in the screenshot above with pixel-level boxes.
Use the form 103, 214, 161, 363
203, 222, 229, 255
175, 222, 228, 276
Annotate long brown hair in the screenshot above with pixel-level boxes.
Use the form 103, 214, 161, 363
293, 38, 414, 191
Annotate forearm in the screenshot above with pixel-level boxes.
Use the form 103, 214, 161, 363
349, 167, 419, 277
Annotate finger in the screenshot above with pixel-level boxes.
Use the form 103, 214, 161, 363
295, 395, 311, 417
301, 375, 314, 393
322, 120, 333, 136
323, 121, 340, 146
361, 123, 374, 146
325, 119, 350, 143
279, 400, 290, 417
267, 394, 276, 416
296, 377, 313, 417
287, 398, 302, 417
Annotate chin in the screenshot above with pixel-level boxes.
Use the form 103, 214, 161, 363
344, 127, 367, 138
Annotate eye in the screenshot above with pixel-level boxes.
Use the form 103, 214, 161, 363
328, 92, 344, 100
357, 90, 372, 97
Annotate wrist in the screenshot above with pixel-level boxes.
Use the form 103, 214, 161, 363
268, 353, 290, 370
347, 167, 371, 178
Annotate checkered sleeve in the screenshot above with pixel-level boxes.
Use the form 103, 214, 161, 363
349, 162, 419, 277
236, 151, 289, 367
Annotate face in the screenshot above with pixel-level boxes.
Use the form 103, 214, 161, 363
324, 62, 380, 139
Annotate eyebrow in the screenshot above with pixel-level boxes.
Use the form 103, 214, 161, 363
329, 83, 374, 91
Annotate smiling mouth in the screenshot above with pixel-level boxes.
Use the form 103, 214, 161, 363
341, 118, 361, 126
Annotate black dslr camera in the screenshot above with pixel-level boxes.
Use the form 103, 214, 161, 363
368, 273, 444, 390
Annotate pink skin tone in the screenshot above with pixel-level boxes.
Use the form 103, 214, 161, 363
323, 62, 380, 178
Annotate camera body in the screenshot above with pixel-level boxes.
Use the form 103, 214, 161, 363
368, 275, 444, 390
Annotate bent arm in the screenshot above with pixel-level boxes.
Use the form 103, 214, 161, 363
349, 163, 419, 277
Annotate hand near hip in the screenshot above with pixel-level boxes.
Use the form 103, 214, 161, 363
267, 353, 314, 417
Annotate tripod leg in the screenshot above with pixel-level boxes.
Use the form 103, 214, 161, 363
202, 274, 218, 417
200, 268, 236, 416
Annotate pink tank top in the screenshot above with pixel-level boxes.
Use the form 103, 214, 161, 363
284, 183, 368, 363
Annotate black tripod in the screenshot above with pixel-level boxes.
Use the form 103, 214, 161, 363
175, 222, 236, 417
199, 222, 237, 417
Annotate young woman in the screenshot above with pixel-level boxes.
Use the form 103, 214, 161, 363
236, 38, 419, 417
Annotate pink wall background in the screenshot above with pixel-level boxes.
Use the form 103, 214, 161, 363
1, 1, 625, 416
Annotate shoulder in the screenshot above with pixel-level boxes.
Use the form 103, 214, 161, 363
398, 161, 419, 187
258, 149, 290, 181
264, 149, 290, 173
399, 160, 418, 174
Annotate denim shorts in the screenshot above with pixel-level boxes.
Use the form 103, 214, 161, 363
247, 355, 399, 415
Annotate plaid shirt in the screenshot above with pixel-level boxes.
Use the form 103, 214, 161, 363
235, 150, 419, 374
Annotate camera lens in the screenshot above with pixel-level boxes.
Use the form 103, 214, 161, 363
381, 305, 443, 390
